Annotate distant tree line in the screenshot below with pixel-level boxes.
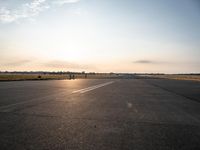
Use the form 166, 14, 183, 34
0, 71, 199, 75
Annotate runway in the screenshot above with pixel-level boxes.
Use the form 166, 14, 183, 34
0, 79, 200, 150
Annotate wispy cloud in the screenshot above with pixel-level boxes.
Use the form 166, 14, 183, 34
0, 0, 81, 23
53, 0, 80, 5
2, 59, 32, 67
0, 59, 92, 71
44, 60, 88, 70
0, 0, 49, 23
134, 60, 155, 64
133, 60, 168, 64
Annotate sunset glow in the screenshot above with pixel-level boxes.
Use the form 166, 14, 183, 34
0, 0, 200, 73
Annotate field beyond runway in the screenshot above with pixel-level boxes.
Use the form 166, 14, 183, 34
0, 79, 200, 150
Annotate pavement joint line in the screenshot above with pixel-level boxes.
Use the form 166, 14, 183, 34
72, 81, 114, 94
143, 80, 200, 123
144, 80, 200, 103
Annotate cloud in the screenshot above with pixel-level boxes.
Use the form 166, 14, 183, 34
0, 0, 49, 23
0, 0, 81, 23
2, 59, 32, 67
0, 7, 14, 23
53, 0, 80, 5
133, 60, 169, 65
44, 60, 87, 70
134, 60, 155, 64
0, 58, 94, 71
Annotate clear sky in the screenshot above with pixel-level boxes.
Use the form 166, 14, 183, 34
0, 0, 200, 73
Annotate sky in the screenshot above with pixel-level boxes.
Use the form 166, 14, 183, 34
0, 0, 200, 73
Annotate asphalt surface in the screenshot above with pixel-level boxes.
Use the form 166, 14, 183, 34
0, 79, 200, 150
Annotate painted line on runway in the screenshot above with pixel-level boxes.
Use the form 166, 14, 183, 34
0, 90, 70, 113
0, 81, 114, 112
72, 81, 114, 94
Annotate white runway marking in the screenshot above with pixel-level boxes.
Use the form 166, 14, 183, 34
0, 90, 68, 112
72, 81, 114, 94
0, 81, 114, 112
